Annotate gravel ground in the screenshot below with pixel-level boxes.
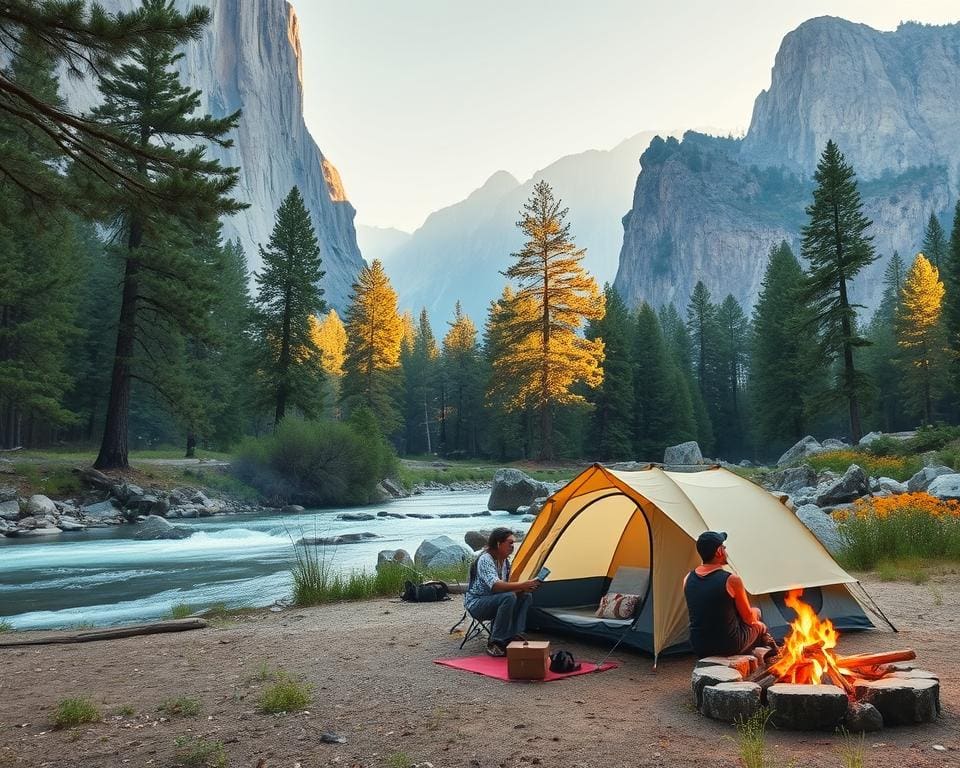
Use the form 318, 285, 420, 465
0, 575, 958, 768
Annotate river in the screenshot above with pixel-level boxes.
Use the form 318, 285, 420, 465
0, 491, 520, 631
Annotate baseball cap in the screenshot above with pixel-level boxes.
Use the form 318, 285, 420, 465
696, 531, 727, 561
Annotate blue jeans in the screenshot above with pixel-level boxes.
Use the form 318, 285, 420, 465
466, 592, 532, 646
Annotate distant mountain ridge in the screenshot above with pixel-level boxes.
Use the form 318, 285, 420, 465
57, 0, 364, 311
384, 130, 681, 324
614, 18, 960, 315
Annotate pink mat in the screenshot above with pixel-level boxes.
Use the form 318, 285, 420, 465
434, 655, 616, 681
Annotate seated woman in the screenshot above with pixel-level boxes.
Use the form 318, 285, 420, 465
465, 527, 541, 657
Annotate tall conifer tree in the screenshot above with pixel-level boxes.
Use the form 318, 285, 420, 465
500, 180, 604, 459
922, 213, 948, 271
800, 140, 877, 443
442, 302, 482, 456
715, 294, 749, 457
401, 308, 440, 455
253, 187, 326, 426
862, 252, 906, 431
660, 304, 713, 452
92, 0, 243, 468
943, 202, 960, 414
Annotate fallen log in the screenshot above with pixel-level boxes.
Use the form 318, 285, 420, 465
835, 649, 915, 669
0, 618, 207, 647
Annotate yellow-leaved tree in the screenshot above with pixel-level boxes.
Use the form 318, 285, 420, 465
340, 259, 404, 432
498, 180, 604, 459
309, 310, 347, 377
896, 253, 947, 425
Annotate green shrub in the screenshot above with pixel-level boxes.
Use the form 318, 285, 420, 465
733, 708, 772, 768
906, 424, 960, 453
158, 697, 201, 716
805, 449, 920, 481
53, 698, 101, 728
0, 619, 12, 633
259, 674, 311, 713
173, 736, 227, 767
233, 416, 397, 507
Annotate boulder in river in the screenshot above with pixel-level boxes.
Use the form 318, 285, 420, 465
487, 469, 550, 513
133, 515, 191, 541
299, 532, 380, 546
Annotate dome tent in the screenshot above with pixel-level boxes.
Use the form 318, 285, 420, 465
510, 464, 883, 662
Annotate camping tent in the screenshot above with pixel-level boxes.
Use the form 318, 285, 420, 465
510, 464, 881, 661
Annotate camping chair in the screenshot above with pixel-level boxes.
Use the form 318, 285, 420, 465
449, 605, 492, 649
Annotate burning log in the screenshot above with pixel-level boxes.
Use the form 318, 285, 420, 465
824, 666, 856, 696
835, 649, 916, 670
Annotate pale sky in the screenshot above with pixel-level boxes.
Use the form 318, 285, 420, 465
295, 1, 959, 232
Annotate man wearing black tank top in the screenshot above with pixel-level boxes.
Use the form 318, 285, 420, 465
682, 531, 771, 657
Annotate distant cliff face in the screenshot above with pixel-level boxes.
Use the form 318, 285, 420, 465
615, 19, 960, 316
61, 0, 364, 311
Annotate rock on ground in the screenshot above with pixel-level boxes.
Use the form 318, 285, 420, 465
795, 504, 843, 554
487, 469, 550, 513
815, 464, 868, 506
414, 535, 472, 569
663, 441, 703, 466
777, 436, 824, 467
926, 473, 960, 501
906, 465, 954, 493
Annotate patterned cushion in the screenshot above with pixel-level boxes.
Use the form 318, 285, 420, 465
595, 592, 641, 620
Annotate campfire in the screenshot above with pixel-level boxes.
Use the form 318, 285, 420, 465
693, 589, 941, 731
750, 589, 915, 696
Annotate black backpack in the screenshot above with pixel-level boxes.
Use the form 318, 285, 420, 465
401, 579, 450, 602
549, 650, 581, 673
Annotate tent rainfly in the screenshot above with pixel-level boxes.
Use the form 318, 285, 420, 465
510, 464, 882, 662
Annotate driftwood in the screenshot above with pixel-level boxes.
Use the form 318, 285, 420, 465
0, 618, 207, 647
835, 649, 915, 669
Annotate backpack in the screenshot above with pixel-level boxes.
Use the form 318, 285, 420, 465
549, 649, 581, 673
401, 579, 450, 602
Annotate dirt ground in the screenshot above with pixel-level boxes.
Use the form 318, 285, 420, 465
1, 576, 958, 768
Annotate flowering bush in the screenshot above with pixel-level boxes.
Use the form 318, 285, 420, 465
836, 492, 960, 569
805, 450, 921, 481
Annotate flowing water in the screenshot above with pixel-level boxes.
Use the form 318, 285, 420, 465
0, 491, 518, 630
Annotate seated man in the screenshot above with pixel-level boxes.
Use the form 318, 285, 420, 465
683, 531, 772, 658
464, 527, 541, 657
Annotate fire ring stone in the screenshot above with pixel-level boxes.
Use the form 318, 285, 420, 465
691, 665, 743, 710
853, 678, 940, 725
767, 684, 848, 730
701, 681, 761, 723
844, 702, 884, 733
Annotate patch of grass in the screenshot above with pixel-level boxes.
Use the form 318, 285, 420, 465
384, 752, 412, 768
53, 698, 100, 728
838, 729, 865, 768
14, 463, 84, 497
170, 602, 194, 619
109, 705, 136, 717
0, 619, 13, 633
173, 736, 227, 768
245, 661, 276, 684
733, 708, 772, 768
201, 602, 237, 628
158, 697, 201, 717
806, 449, 921, 481
259, 674, 311, 714
179, 467, 260, 503
876, 557, 929, 584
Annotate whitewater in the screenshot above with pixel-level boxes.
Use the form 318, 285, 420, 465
0, 491, 520, 630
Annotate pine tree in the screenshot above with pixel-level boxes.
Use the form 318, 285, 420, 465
897, 254, 946, 426
660, 303, 713, 452
634, 303, 694, 460
943, 202, 960, 415
91, 0, 243, 469
482, 287, 530, 459
749, 242, 820, 455
442, 302, 482, 456
714, 295, 749, 457
340, 259, 404, 433
686, 282, 724, 452
500, 180, 604, 459
801, 140, 877, 443
401, 308, 440, 455
585, 285, 635, 460
862, 252, 907, 431
253, 187, 326, 427
922, 213, 948, 271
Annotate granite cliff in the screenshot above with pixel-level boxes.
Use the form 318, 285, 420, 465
615, 18, 960, 315
60, 0, 364, 311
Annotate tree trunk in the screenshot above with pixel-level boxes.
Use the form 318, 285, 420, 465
95, 228, 142, 470
837, 278, 862, 442
185, 431, 197, 458
275, 289, 292, 427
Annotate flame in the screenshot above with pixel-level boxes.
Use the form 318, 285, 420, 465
768, 588, 844, 686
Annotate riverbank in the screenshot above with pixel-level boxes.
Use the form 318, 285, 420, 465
0, 573, 956, 768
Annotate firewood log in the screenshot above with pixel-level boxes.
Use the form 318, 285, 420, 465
834, 649, 915, 669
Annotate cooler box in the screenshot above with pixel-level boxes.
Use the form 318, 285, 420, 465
507, 640, 550, 680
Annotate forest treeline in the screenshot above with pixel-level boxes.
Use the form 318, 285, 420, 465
2, 4, 959, 469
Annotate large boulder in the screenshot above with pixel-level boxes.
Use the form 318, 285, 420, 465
300, 532, 380, 545
926, 473, 960, 501
414, 535, 472, 569
821, 438, 849, 451
796, 504, 843, 554
766, 464, 817, 495
907, 465, 955, 493
376, 549, 414, 572
0, 458, 14, 474
874, 476, 907, 495
777, 436, 824, 467
663, 441, 703, 467
815, 465, 869, 506
133, 515, 191, 541
25, 494, 57, 517
858, 431, 883, 447
81, 499, 124, 520
0, 499, 20, 520
464, 528, 525, 551
487, 469, 550, 513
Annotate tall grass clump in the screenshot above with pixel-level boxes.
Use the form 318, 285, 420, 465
0, 619, 13, 633
733, 708, 772, 768
53, 698, 101, 728
173, 736, 227, 767
806, 450, 921, 481
259, 674, 311, 713
838, 728, 865, 768
233, 410, 396, 507
169, 602, 193, 619
836, 493, 960, 569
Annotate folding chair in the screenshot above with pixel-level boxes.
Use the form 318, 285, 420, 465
449, 606, 492, 649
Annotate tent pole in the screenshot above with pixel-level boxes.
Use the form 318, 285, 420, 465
853, 582, 898, 632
